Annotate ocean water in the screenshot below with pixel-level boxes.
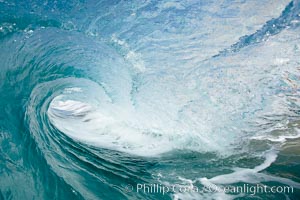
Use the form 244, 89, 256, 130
1, 0, 300, 199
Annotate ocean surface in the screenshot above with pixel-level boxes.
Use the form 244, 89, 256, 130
1, 0, 300, 199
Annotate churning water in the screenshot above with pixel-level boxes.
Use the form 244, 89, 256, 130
0, 0, 300, 199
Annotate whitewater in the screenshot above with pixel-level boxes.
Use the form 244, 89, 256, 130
0, 0, 300, 199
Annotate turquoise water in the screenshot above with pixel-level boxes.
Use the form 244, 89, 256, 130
1, 0, 300, 199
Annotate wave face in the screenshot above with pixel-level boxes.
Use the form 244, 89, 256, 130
1, 0, 300, 199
